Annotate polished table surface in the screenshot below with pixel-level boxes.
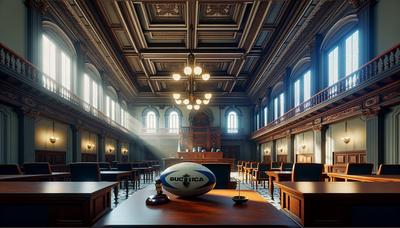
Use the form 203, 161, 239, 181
0, 181, 118, 194
327, 172, 400, 182
94, 186, 300, 227
0, 172, 70, 181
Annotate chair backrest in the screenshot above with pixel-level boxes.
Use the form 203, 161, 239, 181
257, 163, 271, 172
250, 162, 258, 169
345, 163, 374, 175
271, 162, 282, 169
70, 163, 101, 181
23, 162, 52, 174
377, 164, 400, 175
282, 163, 294, 171
292, 163, 324, 182
98, 162, 111, 170
0, 164, 22, 175
243, 161, 250, 168
237, 160, 243, 166
202, 163, 231, 189
117, 163, 132, 171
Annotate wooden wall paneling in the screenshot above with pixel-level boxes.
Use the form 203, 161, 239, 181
35, 150, 66, 164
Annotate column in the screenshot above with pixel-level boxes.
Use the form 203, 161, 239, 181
286, 133, 295, 163
365, 109, 384, 172
116, 140, 121, 162
271, 140, 277, 162
283, 67, 292, 110
311, 34, 323, 93
25, 0, 44, 66
358, 0, 374, 64
17, 108, 36, 164
98, 133, 106, 162
74, 43, 86, 97
313, 123, 327, 164
71, 125, 81, 162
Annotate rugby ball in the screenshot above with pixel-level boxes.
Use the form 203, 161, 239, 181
160, 162, 216, 197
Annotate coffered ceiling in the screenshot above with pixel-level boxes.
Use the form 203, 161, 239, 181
55, 0, 314, 104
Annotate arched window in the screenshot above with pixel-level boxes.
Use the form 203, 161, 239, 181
42, 21, 75, 99
227, 111, 238, 133
120, 100, 128, 128
168, 111, 179, 134
83, 70, 100, 110
146, 111, 156, 133
264, 106, 268, 126
271, 82, 285, 120
105, 86, 118, 122
293, 70, 312, 107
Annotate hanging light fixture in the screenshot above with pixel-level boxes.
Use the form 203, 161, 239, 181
341, 120, 351, 144
171, 53, 212, 110
49, 120, 58, 144
87, 132, 95, 150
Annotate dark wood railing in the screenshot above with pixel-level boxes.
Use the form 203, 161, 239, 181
0, 43, 130, 134
254, 43, 400, 138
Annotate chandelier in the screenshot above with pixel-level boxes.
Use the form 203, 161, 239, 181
172, 54, 212, 110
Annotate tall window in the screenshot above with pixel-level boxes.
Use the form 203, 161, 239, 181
41, 34, 73, 98
227, 111, 238, 133
83, 73, 99, 110
274, 93, 285, 120
146, 111, 156, 133
264, 106, 268, 126
105, 95, 116, 121
168, 111, 179, 134
327, 30, 359, 93
121, 109, 127, 128
293, 70, 312, 107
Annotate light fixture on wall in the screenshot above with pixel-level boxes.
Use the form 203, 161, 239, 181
279, 148, 283, 153
341, 120, 351, 144
122, 149, 128, 156
49, 120, 58, 144
108, 147, 114, 154
263, 148, 270, 155
87, 132, 95, 150
299, 133, 306, 150
172, 53, 212, 110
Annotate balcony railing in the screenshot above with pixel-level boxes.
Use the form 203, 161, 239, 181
0, 43, 130, 134
255, 43, 400, 137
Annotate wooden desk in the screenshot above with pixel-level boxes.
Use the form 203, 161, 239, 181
328, 172, 400, 182
100, 171, 131, 201
275, 182, 400, 227
0, 172, 70, 181
94, 187, 300, 227
0, 181, 117, 227
265, 171, 292, 200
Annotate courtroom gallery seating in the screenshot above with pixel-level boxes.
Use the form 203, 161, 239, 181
377, 164, 400, 175
98, 162, 112, 171
251, 162, 271, 189
291, 163, 324, 181
23, 162, 52, 174
0, 164, 22, 175
271, 161, 283, 170
203, 163, 232, 189
345, 163, 374, 175
281, 162, 293, 171
70, 162, 101, 181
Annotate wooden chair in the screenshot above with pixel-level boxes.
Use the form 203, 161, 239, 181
236, 160, 243, 176
98, 162, 111, 171
70, 162, 101, 181
244, 162, 258, 183
281, 162, 294, 171
345, 163, 373, 175
241, 161, 250, 181
292, 163, 324, 182
0, 164, 22, 175
203, 163, 232, 189
271, 161, 283, 170
251, 163, 271, 189
377, 164, 400, 175
23, 162, 52, 174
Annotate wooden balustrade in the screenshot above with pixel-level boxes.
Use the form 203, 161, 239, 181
0, 42, 130, 133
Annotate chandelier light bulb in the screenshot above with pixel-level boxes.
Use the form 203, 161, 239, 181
184, 66, 192, 75
187, 104, 193, 110
173, 93, 181, 99
202, 73, 210, 81
196, 99, 202, 105
172, 73, 181, 81
194, 66, 202, 75
204, 93, 212, 100
194, 105, 200, 110
175, 99, 182, 105
183, 99, 190, 105
203, 99, 209, 105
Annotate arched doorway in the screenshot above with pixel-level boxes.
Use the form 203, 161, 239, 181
191, 111, 211, 127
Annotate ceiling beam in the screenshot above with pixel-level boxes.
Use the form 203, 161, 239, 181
135, 74, 248, 80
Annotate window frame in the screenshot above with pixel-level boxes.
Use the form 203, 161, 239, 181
227, 111, 239, 134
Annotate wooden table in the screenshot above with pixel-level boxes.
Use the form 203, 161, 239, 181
328, 172, 400, 182
100, 171, 132, 201
0, 172, 70, 181
0, 181, 118, 227
265, 171, 292, 199
94, 187, 300, 227
275, 182, 400, 227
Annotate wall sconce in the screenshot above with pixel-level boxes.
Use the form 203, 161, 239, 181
108, 147, 114, 153
49, 121, 58, 144
87, 132, 95, 150
122, 149, 128, 155
279, 148, 283, 153
341, 120, 351, 144
263, 148, 270, 154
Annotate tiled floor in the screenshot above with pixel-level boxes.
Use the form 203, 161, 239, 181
112, 172, 282, 210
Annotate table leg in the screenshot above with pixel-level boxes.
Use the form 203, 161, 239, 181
113, 186, 119, 204
125, 178, 129, 198
269, 176, 274, 200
